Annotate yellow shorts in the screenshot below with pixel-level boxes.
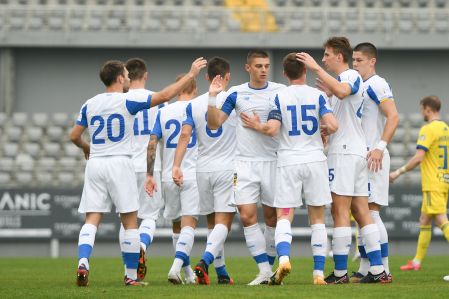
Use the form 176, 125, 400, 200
422, 191, 448, 215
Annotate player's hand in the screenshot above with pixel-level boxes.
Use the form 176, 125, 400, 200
188, 57, 207, 77
145, 174, 157, 197
367, 149, 383, 173
321, 133, 328, 147
172, 166, 184, 187
389, 171, 399, 183
241, 111, 261, 130
296, 52, 321, 72
209, 75, 224, 97
316, 78, 333, 97
320, 123, 332, 136
82, 144, 90, 160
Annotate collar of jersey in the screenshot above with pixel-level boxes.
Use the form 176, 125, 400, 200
248, 82, 269, 90
363, 74, 377, 82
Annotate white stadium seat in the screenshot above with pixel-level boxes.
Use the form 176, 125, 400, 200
36, 172, 54, 185
52, 112, 69, 127
16, 153, 35, 171
58, 157, 78, 169
0, 112, 7, 127
26, 127, 44, 142
6, 126, 22, 142
58, 172, 75, 184
47, 126, 65, 142
0, 157, 14, 172
32, 113, 49, 127
36, 157, 57, 171
0, 172, 12, 185
15, 171, 33, 185
23, 142, 41, 158
11, 112, 28, 126
2, 142, 19, 157
63, 142, 81, 158
43, 142, 61, 158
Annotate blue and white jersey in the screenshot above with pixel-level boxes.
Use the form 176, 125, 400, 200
127, 88, 166, 173
327, 69, 367, 157
151, 100, 198, 182
361, 75, 395, 150
76, 92, 152, 158
270, 85, 332, 167
220, 81, 286, 161
183, 92, 236, 172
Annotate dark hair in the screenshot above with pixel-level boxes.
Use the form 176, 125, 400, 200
420, 95, 441, 112
283, 53, 305, 80
207, 56, 231, 78
247, 49, 269, 63
99, 60, 125, 87
353, 42, 378, 59
175, 73, 197, 95
323, 36, 352, 63
125, 58, 147, 81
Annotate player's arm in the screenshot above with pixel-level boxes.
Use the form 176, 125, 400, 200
241, 110, 281, 137
367, 99, 400, 172
145, 110, 163, 196
173, 104, 195, 187
70, 104, 90, 160
207, 75, 231, 130
151, 57, 207, 107
318, 94, 338, 136
296, 52, 353, 99
389, 149, 425, 183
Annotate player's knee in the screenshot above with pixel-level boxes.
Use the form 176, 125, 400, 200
239, 212, 257, 227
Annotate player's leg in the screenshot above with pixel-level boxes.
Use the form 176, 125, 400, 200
170, 219, 195, 282
400, 194, 434, 271
271, 207, 294, 285
435, 213, 449, 242
369, 203, 390, 277
261, 161, 278, 268
119, 211, 143, 285
235, 161, 272, 285
77, 212, 102, 286
308, 206, 328, 285
432, 192, 449, 242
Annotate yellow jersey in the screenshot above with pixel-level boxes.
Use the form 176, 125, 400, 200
416, 120, 449, 192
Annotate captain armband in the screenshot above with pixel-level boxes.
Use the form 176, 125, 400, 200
267, 110, 282, 122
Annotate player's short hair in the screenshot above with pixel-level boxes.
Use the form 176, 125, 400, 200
353, 42, 378, 59
176, 73, 197, 95
247, 49, 269, 64
323, 36, 352, 63
420, 95, 441, 112
125, 58, 147, 81
207, 56, 230, 79
283, 52, 305, 80
99, 60, 125, 87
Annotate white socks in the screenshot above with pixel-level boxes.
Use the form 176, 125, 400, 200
264, 225, 276, 266
361, 223, 384, 275
357, 225, 370, 276
244, 223, 271, 274
120, 229, 140, 280
332, 227, 352, 277
139, 218, 156, 252
170, 226, 195, 274
78, 223, 97, 270
371, 210, 390, 274
203, 224, 228, 266
311, 223, 327, 277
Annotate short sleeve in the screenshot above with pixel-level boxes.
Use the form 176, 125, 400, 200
182, 103, 195, 129
76, 104, 88, 127
220, 91, 238, 116
151, 110, 162, 139
338, 71, 361, 95
267, 94, 282, 122
318, 94, 332, 117
416, 125, 434, 152
366, 80, 394, 106
126, 94, 152, 115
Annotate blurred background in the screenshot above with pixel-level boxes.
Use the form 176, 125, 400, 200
0, 0, 448, 257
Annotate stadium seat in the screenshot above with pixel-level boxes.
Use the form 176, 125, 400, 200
36, 172, 54, 185
28, 16, 44, 30
417, 0, 428, 7
12, 112, 28, 126
388, 143, 405, 157
390, 156, 405, 170
409, 128, 420, 141
9, 11, 26, 30
69, 13, 84, 31
292, 0, 305, 6
346, 0, 357, 7
36, 157, 57, 171
58, 172, 75, 185
0, 157, 14, 172
26, 127, 44, 143
309, 12, 322, 32
328, 12, 342, 32
364, 0, 376, 7
47, 126, 65, 142
52, 113, 69, 127
15, 171, 33, 185
289, 13, 304, 32
59, 157, 78, 169
408, 113, 423, 127
127, 11, 143, 30
416, 13, 431, 32
310, 0, 323, 6
364, 13, 378, 32
407, 171, 422, 185
32, 113, 49, 127
206, 16, 221, 31
382, 12, 394, 32
392, 127, 405, 142
273, 0, 287, 6
346, 11, 359, 32
328, 0, 339, 6
16, 153, 34, 171
6, 126, 22, 142
435, 13, 448, 33
43, 143, 61, 158
436, 0, 447, 8
107, 17, 122, 30
88, 16, 102, 30
165, 15, 182, 31
77, 172, 85, 183
23, 142, 41, 158
63, 142, 81, 158
407, 142, 417, 155
399, 13, 413, 33
0, 112, 7, 127
0, 172, 11, 185
145, 17, 162, 31
48, 11, 65, 30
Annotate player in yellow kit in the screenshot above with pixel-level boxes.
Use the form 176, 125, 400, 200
390, 95, 449, 271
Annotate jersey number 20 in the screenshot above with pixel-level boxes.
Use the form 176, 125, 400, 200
91, 114, 125, 144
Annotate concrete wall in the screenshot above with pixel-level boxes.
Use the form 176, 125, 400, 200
10, 48, 449, 116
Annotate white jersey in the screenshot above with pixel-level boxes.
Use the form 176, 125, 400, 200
361, 74, 395, 150
151, 100, 197, 182
127, 88, 166, 172
76, 92, 152, 158
183, 92, 236, 172
271, 85, 332, 167
220, 81, 286, 161
327, 69, 367, 157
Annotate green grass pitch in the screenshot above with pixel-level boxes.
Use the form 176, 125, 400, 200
1, 256, 449, 298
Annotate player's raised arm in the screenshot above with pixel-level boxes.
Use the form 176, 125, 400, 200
296, 52, 352, 99
172, 104, 195, 187
207, 75, 230, 130
151, 57, 207, 107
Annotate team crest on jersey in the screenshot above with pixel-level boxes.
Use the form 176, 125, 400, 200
243, 96, 250, 101
419, 135, 426, 141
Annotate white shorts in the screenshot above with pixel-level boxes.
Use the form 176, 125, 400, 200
78, 156, 139, 214
197, 170, 237, 215
162, 180, 200, 221
274, 161, 332, 208
368, 151, 390, 206
234, 160, 276, 207
136, 171, 164, 220
327, 154, 369, 197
